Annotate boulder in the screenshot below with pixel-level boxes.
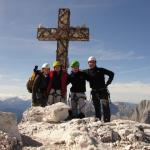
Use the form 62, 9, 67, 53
0, 111, 21, 141
131, 100, 150, 124
22, 102, 70, 123
19, 117, 150, 150
0, 111, 22, 150
0, 130, 21, 150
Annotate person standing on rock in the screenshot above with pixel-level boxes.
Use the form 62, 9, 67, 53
47, 61, 68, 105
32, 63, 50, 107
67, 60, 88, 119
84, 56, 114, 122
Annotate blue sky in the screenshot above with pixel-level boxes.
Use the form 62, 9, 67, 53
0, 0, 150, 102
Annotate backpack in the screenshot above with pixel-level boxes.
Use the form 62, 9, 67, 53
26, 66, 40, 93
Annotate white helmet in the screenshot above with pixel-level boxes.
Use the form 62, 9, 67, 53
41, 63, 50, 69
88, 56, 96, 62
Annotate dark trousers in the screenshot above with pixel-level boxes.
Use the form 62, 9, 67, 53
91, 89, 111, 122
32, 92, 47, 107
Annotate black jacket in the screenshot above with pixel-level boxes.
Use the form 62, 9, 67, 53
51, 71, 62, 90
84, 66, 114, 89
68, 71, 88, 93
32, 72, 50, 100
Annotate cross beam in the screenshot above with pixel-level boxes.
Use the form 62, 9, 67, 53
37, 8, 89, 70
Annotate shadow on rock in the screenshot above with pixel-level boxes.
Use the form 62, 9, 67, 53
21, 134, 43, 147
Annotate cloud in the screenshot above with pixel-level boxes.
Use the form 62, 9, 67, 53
11, 78, 22, 82
109, 82, 150, 103
0, 35, 57, 62
0, 73, 24, 86
66, 0, 125, 9
0, 73, 8, 80
97, 50, 144, 60
0, 35, 57, 50
118, 66, 150, 75
0, 74, 3, 79
0, 81, 149, 103
68, 39, 144, 61
0, 85, 31, 100
90, 40, 144, 60
68, 81, 150, 104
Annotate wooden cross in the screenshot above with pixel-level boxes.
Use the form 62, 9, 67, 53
37, 8, 89, 70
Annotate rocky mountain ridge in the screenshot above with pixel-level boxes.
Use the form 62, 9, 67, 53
0, 102, 150, 150
131, 100, 150, 124
0, 97, 138, 122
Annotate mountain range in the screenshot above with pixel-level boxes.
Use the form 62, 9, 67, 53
0, 97, 139, 122
0, 97, 31, 122
131, 100, 150, 124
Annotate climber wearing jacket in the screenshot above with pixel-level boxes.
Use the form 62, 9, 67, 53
68, 60, 88, 119
32, 63, 50, 107
84, 56, 114, 122
47, 61, 68, 105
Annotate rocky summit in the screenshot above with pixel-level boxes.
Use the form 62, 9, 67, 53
18, 102, 150, 150
131, 100, 150, 124
0, 102, 150, 150
0, 112, 22, 150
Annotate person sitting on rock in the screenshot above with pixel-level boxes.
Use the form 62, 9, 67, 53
67, 60, 88, 119
47, 61, 67, 105
32, 63, 50, 107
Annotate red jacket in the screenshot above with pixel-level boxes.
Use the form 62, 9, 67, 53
47, 70, 68, 97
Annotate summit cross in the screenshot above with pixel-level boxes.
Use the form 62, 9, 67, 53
37, 8, 89, 70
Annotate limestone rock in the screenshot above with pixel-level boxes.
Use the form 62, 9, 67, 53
0, 130, 21, 150
22, 102, 70, 123
131, 100, 150, 124
0, 111, 22, 150
19, 117, 150, 150
0, 111, 21, 141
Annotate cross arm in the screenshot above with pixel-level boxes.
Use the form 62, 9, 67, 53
37, 28, 58, 41
69, 27, 89, 41
37, 27, 89, 41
